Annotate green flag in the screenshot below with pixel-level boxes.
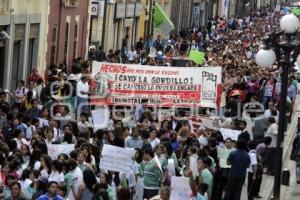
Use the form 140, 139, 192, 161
189, 50, 205, 65
292, 7, 300, 15
153, 3, 174, 29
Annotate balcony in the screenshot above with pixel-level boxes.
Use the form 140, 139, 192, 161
62, 0, 80, 8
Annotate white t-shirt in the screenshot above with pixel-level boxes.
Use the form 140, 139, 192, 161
34, 161, 41, 170
49, 171, 65, 184
149, 138, 160, 149
40, 169, 49, 178
198, 135, 208, 149
76, 81, 89, 98
19, 179, 32, 191
266, 123, 278, 148
14, 138, 29, 150
247, 150, 257, 173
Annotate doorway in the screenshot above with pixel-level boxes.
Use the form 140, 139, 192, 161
0, 40, 5, 89
11, 41, 22, 90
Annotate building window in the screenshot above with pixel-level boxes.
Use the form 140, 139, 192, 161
73, 23, 78, 59
50, 27, 57, 66
64, 22, 70, 62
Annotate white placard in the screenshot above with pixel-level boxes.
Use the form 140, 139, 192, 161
100, 144, 136, 173
167, 159, 176, 176
92, 108, 110, 130
38, 118, 49, 127
133, 177, 144, 200
189, 155, 199, 179
220, 128, 241, 141
158, 110, 175, 122
47, 144, 75, 160
170, 176, 191, 200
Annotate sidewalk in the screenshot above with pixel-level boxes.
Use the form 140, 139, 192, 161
241, 95, 300, 200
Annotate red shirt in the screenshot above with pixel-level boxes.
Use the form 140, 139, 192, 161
27, 74, 44, 83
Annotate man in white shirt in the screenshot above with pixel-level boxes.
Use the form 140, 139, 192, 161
247, 141, 262, 199
76, 76, 91, 114
264, 101, 278, 119
265, 117, 278, 175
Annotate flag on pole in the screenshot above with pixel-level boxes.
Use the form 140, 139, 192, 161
189, 50, 205, 65
153, 3, 175, 30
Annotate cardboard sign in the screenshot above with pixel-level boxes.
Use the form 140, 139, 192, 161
170, 176, 191, 200
91, 108, 110, 130
47, 144, 75, 160
100, 144, 136, 173
220, 128, 241, 141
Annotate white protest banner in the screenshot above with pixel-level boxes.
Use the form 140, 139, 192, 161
92, 62, 222, 108
220, 128, 241, 141
158, 110, 175, 122
47, 144, 75, 160
91, 108, 110, 130
100, 144, 136, 173
170, 176, 191, 200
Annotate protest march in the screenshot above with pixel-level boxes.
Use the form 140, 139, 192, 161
1, 4, 300, 200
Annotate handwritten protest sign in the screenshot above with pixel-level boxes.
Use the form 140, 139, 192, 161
170, 176, 191, 200
158, 110, 175, 122
91, 108, 110, 130
100, 144, 136, 173
189, 50, 205, 64
92, 62, 222, 108
47, 144, 75, 160
220, 128, 241, 141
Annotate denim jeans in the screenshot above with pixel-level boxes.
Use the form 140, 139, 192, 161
77, 97, 89, 115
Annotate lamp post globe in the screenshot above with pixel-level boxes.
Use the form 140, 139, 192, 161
280, 14, 299, 34
255, 49, 276, 68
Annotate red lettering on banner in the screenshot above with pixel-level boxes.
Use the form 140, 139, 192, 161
100, 64, 128, 73
216, 84, 223, 108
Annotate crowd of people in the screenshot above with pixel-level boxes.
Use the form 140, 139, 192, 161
0, 6, 299, 200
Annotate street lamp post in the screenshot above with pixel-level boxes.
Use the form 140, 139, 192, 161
256, 14, 300, 200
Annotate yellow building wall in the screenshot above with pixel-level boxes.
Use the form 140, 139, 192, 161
139, 0, 173, 39
3, 0, 49, 90
139, 0, 147, 39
